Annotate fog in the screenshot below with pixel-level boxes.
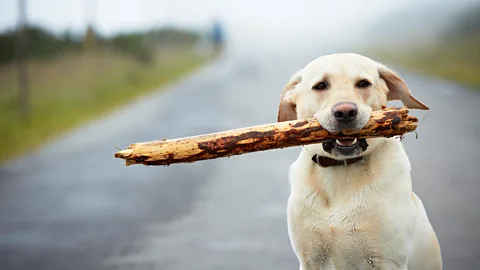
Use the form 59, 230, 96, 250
1, 1, 480, 269
1, 0, 478, 52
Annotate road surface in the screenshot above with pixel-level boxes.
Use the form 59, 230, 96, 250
0, 46, 479, 270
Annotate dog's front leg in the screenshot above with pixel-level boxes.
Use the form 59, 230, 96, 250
298, 259, 327, 270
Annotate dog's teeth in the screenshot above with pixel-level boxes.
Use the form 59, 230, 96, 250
335, 139, 357, 146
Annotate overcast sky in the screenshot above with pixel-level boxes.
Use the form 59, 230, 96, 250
0, 0, 411, 34
0, 0, 476, 49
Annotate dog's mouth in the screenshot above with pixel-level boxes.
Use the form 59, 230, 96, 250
335, 139, 357, 147
322, 138, 368, 158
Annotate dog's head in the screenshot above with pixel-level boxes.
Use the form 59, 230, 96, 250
278, 53, 428, 160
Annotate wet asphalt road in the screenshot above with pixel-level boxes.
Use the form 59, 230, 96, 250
0, 46, 479, 270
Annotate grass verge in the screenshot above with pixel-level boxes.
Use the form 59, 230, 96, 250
0, 48, 208, 163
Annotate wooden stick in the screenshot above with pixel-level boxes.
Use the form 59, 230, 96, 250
115, 107, 418, 166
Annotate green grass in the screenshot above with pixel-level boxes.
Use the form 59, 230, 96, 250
0, 48, 208, 163
364, 38, 480, 89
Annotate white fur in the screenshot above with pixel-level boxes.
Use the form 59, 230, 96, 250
282, 53, 442, 269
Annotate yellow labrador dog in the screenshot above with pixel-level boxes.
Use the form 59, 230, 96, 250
278, 53, 442, 269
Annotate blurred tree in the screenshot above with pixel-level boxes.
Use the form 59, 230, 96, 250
0, 26, 201, 65
108, 28, 201, 64
61, 29, 73, 43
0, 26, 80, 65
109, 32, 152, 64
0, 31, 16, 64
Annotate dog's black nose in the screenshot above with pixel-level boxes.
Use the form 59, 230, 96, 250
333, 102, 358, 124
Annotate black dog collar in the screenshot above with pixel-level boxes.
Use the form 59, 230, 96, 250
311, 154, 364, 167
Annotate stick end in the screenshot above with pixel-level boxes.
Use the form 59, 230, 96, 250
114, 149, 134, 159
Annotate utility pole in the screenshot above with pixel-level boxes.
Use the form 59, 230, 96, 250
84, 0, 97, 49
16, 0, 29, 122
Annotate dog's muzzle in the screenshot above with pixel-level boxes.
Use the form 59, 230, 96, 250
315, 102, 371, 133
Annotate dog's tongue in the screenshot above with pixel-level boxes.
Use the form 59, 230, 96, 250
336, 139, 357, 146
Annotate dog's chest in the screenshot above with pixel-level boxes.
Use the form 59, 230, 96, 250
288, 195, 405, 269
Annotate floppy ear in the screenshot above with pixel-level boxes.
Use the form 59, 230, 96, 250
278, 70, 302, 122
378, 64, 429, 110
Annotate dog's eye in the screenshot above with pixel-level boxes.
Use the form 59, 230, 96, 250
312, 82, 328, 91
356, 80, 371, 88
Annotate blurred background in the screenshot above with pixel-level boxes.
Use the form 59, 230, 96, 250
0, 0, 479, 269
